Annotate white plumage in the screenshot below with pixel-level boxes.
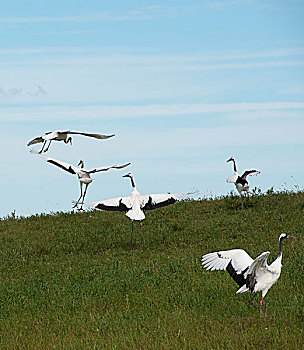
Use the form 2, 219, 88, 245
201, 234, 294, 308
27, 130, 115, 153
37, 154, 130, 209
85, 172, 191, 247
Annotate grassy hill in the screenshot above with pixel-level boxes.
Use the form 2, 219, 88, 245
0, 191, 303, 349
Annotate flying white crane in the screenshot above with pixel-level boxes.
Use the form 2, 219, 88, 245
201, 233, 295, 310
27, 130, 115, 153
36, 154, 130, 210
226, 156, 260, 208
85, 173, 192, 248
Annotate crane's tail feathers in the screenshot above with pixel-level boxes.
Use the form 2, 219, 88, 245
126, 209, 145, 221
236, 284, 249, 294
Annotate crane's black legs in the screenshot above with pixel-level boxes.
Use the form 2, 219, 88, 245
241, 195, 244, 209
259, 297, 268, 316
44, 140, 52, 153
73, 183, 83, 208
129, 221, 144, 249
79, 184, 89, 210
250, 293, 257, 306
259, 297, 264, 309
39, 140, 47, 154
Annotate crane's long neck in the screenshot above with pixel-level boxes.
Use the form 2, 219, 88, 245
278, 237, 284, 258
129, 176, 135, 188
232, 158, 237, 173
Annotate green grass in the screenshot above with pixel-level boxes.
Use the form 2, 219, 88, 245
0, 191, 303, 349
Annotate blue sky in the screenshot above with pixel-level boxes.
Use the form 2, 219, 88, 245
1, 0, 304, 217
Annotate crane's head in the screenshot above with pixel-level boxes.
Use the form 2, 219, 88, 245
123, 172, 135, 188
123, 172, 133, 178
279, 233, 296, 241
279, 233, 289, 240
226, 156, 235, 163
78, 159, 85, 168
279, 233, 296, 249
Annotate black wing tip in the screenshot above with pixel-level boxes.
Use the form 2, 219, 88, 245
226, 261, 248, 287
95, 200, 128, 212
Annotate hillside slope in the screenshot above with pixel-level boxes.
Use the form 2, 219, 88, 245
0, 192, 303, 349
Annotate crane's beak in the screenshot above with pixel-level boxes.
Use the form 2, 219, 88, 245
122, 174, 129, 178
288, 235, 296, 246
226, 157, 233, 162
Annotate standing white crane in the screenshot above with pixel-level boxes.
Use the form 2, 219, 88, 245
36, 154, 130, 210
201, 233, 295, 310
226, 156, 260, 208
85, 173, 191, 248
27, 130, 115, 153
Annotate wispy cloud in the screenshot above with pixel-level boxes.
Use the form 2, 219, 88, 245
1, 46, 303, 62
206, 0, 304, 11
0, 46, 302, 103
0, 6, 179, 24
1, 101, 303, 122
206, 0, 278, 11
1, 47, 303, 74
0, 86, 22, 98
0, 84, 47, 99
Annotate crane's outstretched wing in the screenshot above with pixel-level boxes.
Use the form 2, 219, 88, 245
226, 174, 238, 183
141, 193, 190, 211
87, 162, 131, 174
27, 131, 63, 145
241, 170, 260, 179
85, 197, 132, 212
27, 136, 44, 146
201, 249, 254, 287
38, 154, 79, 175
67, 131, 115, 139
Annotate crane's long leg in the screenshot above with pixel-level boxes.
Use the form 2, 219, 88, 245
140, 222, 143, 247
130, 220, 134, 249
73, 183, 83, 208
79, 184, 89, 210
44, 140, 52, 153
259, 297, 267, 316
250, 293, 257, 306
39, 140, 48, 154
259, 297, 264, 309
241, 194, 244, 209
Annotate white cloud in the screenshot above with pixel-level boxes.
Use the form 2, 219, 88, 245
1, 101, 303, 122
1, 47, 304, 66
0, 84, 47, 99
206, 0, 278, 11
0, 45, 303, 104
0, 6, 178, 24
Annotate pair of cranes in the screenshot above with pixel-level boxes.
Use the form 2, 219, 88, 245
27, 130, 293, 311
205, 158, 295, 311
28, 130, 131, 210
